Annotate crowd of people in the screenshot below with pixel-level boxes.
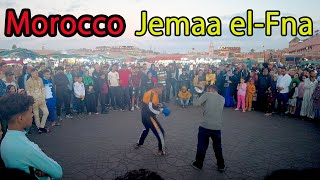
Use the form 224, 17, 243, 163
1, 60, 320, 179
1, 61, 320, 137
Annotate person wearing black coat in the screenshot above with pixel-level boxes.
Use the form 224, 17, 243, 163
256, 68, 272, 111
54, 67, 72, 119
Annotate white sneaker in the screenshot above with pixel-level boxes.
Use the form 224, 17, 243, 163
131, 107, 134, 111
242, 110, 246, 113
135, 105, 140, 109
235, 108, 240, 111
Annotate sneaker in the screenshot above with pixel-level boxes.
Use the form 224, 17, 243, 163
235, 108, 240, 111
66, 114, 73, 119
134, 143, 142, 149
155, 150, 167, 156
131, 107, 134, 111
135, 105, 140, 109
57, 116, 63, 122
242, 110, 246, 113
191, 161, 202, 170
95, 112, 99, 115
40, 128, 50, 133
217, 166, 226, 172
88, 112, 92, 115
120, 108, 125, 112
54, 122, 61, 126
37, 129, 42, 134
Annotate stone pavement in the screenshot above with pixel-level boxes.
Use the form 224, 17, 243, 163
29, 104, 320, 180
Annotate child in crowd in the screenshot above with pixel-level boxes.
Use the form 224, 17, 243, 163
43, 70, 60, 126
235, 78, 247, 112
312, 83, 320, 121
74, 75, 85, 115
6, 85, 16, 94
98, 73, 109, 114
246, 79, 256, 112
287, 82, 298, 115
265, 87, 274, 116
86, 85, 98, 115
178, 86, 192, 108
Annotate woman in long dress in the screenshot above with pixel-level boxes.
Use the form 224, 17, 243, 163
300, 72, 318, 119
224, 70, 235, 107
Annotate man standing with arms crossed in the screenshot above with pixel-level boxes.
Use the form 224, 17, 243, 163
192, 85, 226, 172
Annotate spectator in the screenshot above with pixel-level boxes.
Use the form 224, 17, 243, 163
144, 72, 155, 92
301, 71, 318, 119
108, 64, 121, 110
118, 64, 132, 111
92, 64, 101, 107
98, 73, 109, 114
2, 71, 18, 90
157, 64, 168, 103
83, 70, 98, 115
0, 62, 8, 79
235, 78, 247, 112
38, 62, 46, 78
54, 66, 73, 120
26, 68, 49, 134
276, 68, 291, 115
130, 67, 142, 111
0, 94, 63, 179
287, 82, 299, 115
178, 86, 192, 108
73, 75, 85, 115
246, 78, 256, 112
42, 70, 60, 127
256, 68, 271, 111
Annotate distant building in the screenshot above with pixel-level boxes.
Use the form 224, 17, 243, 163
287, 35, 320, 60
208, 42, 214, 57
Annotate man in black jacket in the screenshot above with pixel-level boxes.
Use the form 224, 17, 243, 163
92, 64, 101, 108
54, 66, 73, 120
256, 68, 272, 111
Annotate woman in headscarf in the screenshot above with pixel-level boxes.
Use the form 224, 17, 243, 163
83, 70, 98, 115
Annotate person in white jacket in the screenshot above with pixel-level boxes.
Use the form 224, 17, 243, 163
73, 75, 85, 114
276, 67, 292, 115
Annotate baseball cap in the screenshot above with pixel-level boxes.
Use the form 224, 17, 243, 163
5, 71, 14, 76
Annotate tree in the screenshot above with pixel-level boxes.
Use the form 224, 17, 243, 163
250, 49, 255, 53
12, 44, 17, 50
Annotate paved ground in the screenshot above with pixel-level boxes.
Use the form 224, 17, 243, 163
29, 104, 320, 180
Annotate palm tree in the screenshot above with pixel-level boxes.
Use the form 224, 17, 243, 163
250, 49, 255, 53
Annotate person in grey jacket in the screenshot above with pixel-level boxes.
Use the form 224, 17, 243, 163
192, 85, 226, 172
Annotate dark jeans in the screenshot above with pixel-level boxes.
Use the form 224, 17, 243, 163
257, 92, 267, 111
100, 93, 109, 112
159, 84, 168, 103
120, 86, 131, 109
109, 86, 121, 108
56, 89, 71, 116
167, 79, 177, 98
75, 97, 85, 114
277, 93, 289, 114
138, 115, 165, 151
194, 126, 225, 169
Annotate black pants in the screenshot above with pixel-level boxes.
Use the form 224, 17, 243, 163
120, 86, 131, 109
194, 126, 225, 169
56, 89, 71, 116
100, 93, 109, 112
109, 86, 121, 108
75, 97, 85, 114
277, 93, 289, 114
137, 115, 165, 151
